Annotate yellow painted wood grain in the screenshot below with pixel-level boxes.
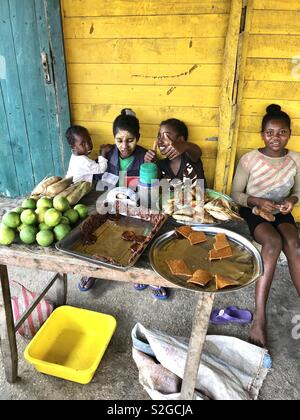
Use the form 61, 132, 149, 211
239, 116, 300, 135
60, 0, 231, 195
67, 63, 222, 86
251, 11, 300, 35
64, 38, 226, 64
248, 35, 300, 58
241, 99, 300, 118
62, 0, 231, 16
253, 0, 300, 10
246, 59, 300, 82
243, 81, 300, 101
214, 0, 243, 193
69, 84, 220, 107
71, 104, 220, 127
63, 15, 229, 39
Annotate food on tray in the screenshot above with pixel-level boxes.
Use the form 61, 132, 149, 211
204, 198, 243, 222
165, 188, 242, 224
121, 231, 137, 241
209, 246, 233, 261
188, 231, 207, 246
214, 233, 230, 250
130, 242, 143, 253
187, 269, 213, 286
176, 226, 193, 238
252, 206, 275, 222
215, 274, 240, 290
135, 235, 147, 243
76, 212, 166, 267
166, 259, 192, 277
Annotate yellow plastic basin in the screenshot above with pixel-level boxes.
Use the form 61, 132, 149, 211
24, 306, 117, 384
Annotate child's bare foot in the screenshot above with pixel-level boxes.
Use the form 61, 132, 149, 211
249, 318, 268, 348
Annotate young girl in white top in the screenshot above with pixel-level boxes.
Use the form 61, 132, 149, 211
66, 125, 108, 184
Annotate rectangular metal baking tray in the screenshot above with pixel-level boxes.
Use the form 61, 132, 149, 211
56, 214, 167, 271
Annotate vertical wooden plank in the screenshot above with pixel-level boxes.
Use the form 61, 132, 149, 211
9, 0, 56, 183
180, 293, 215, 400
214, 0, 244, 193
0, 0, 35, 195
0, 86, 20, 196
46, 0, 71, 173
35, 0, 71, 175
0, 265, 18, 383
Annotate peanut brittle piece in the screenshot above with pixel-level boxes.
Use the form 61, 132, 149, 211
214, 233, 230, 251
215, 274, 240, 290
187, 269, 213, 286
166, 259, 192, 277
188, 231, 207, 246
209, 246, 233, 261
176, 226, 193, 238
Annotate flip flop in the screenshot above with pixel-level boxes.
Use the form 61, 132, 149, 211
78, 277, 96, 292
134, 284, 148, 291
210, 306, 252, 325
149, 286, 169, 300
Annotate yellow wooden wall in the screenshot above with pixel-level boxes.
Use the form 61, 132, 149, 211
233, 0, 300, 217
237, 0, 300, 160
60, 0, 232, 187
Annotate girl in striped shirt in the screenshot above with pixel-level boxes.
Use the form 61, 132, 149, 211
232, 104, 300, 348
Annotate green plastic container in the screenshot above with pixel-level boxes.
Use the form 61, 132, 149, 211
139, 163, 158, 184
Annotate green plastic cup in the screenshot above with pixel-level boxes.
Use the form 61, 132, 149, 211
139, 163, 158, 184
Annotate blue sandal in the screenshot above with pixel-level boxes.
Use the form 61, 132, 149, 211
78, 277, 96, 292
150, 286, 168, 300
134, 284, 148, 291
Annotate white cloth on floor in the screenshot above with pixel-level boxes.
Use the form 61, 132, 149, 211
132, 323, 271, 400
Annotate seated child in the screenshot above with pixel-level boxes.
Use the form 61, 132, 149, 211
98, 108, 147, 188
136, 119, 206, 300
145, 118, 207, 188
66, 125, 108, 184
78, 109, 148, 292
231, 104, 300, 348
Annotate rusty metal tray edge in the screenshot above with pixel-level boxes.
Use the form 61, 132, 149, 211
149, 226, 264, 294
56, 214, 168, 271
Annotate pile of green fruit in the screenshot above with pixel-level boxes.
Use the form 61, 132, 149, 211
0, 196, 88, 247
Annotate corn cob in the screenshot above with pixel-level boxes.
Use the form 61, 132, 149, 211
31, 176, 62, 195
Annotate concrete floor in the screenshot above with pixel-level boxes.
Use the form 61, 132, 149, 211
1, 260, 300, 400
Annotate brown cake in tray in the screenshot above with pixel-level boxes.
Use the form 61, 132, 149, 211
209, 245, 233, 261
187, 269, 213, 286
78, 212, 166, 267
215, 274, 240, 290
166, 259, 193, 277
214, 233, 230, 250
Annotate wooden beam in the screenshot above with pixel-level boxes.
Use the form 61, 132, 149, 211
214, 0, 244, 192
226, 0, 254, 195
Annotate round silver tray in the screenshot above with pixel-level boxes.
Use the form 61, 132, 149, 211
149, 226, 263, 294
173, 217, 222, 228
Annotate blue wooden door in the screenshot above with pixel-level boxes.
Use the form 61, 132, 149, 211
0, 0, 70, 197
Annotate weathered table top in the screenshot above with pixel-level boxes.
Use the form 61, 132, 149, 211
0, 196, 178, 287
0, 195, 254, 288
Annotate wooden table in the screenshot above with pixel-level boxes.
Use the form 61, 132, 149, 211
0, 222, 214, 400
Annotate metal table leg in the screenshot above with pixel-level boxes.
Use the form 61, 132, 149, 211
0, 265, 18, 383
180, 293, 215, 400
